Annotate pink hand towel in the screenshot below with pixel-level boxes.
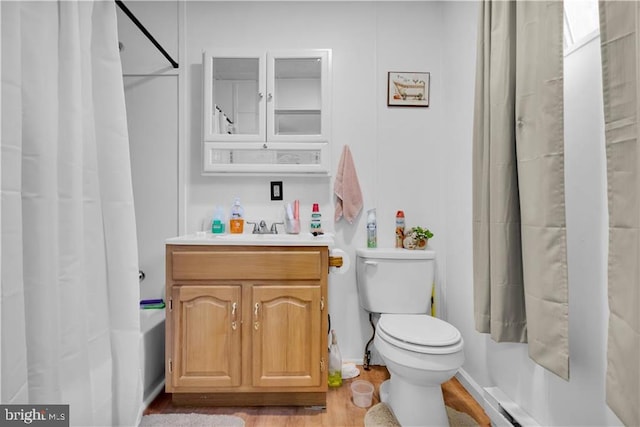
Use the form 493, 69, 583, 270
334, 145, 363, 223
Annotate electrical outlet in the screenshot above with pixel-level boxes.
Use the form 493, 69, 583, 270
270, 181, 283, 201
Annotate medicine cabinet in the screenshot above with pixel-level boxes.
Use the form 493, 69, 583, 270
202, 49, 332, 175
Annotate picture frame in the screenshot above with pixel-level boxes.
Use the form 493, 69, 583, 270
387, 72, 430, 107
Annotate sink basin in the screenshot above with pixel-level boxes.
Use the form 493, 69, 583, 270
166, 232, 334, 247
217, 233, 308, 241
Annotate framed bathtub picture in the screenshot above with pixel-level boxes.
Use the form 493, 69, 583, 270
387, 72, 430, 107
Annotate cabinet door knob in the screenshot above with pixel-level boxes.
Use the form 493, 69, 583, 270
258, 92, 264, 99
267, 93, 273, 101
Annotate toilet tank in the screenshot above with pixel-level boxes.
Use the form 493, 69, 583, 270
356, 248, 435, 314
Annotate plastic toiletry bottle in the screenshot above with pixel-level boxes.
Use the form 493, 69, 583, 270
395, 210, 405, 248
367, 209, 377, 248
229, 197, 244, 234
212, 207, 226, 234
310, 203, 323, 235
328, 330, 343, 387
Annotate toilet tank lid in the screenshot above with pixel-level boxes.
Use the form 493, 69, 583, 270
356, 248, 435, 260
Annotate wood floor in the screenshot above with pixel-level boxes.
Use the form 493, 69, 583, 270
145, 366, 491, 426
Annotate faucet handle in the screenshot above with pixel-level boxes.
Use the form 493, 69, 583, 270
270, 222, 284, 234
246, 221, 260, 234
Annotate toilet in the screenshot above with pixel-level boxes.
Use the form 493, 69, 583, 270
356, 248, 464, 427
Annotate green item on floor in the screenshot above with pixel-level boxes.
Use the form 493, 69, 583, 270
141, 302, 165, 309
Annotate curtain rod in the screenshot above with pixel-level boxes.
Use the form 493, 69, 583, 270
115, 0, 179, 69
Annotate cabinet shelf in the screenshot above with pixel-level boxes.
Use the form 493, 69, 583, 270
274, 109, 321, 114
203, 142, 329, 175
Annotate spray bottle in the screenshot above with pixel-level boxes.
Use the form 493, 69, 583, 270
367, 209, 377, 248
395, 210, 405, 248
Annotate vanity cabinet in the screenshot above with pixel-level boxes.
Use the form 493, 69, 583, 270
165, 244, 329, 406
202, 49, 331, 175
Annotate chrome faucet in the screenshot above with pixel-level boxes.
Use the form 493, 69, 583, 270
247, 220, 284, 234
270, 221, 284, 234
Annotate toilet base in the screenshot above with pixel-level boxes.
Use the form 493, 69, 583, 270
380, 377, 449, 427
379, 379, 390, 403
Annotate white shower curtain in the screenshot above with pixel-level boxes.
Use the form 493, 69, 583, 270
1, 1, 142, 426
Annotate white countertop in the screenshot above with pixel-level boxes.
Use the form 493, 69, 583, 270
166, 232, 335, 247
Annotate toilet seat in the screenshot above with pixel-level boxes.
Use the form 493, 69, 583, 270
377, 314, 463, 355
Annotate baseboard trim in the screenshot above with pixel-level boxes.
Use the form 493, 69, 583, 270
138, 379, 166, 427
456, 369, 540, 427
144, 379, 166, 409
483, 386, 540, 427
455, 369, 517, 427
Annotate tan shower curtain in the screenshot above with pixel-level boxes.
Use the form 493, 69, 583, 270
473, 0, 569, 380
599, 2, 640, 425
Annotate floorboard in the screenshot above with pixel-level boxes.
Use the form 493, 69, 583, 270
144, 366, 491, 426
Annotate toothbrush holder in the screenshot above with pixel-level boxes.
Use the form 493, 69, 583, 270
285, 216, 300, 234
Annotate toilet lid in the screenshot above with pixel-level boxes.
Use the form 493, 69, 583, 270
378, 314, 461, 347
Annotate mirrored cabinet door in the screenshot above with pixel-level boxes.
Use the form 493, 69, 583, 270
203, 50, 266, 142
267, 50, 330, 142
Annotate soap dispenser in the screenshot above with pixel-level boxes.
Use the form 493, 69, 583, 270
212, 206, 226, 234
229, 197, 244, 234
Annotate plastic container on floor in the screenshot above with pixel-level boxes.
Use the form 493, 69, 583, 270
351, 380, 374, 408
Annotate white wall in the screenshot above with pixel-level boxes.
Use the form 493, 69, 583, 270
117, 1, 180, 301
183, 1, 447, 363
557, 34, 620, 427
441, 0, 491, 388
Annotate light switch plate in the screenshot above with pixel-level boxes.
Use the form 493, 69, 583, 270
270, 181, 283, 201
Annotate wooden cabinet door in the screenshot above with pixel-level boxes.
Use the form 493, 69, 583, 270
251, 285, 322, 388
172, 285, 242, 389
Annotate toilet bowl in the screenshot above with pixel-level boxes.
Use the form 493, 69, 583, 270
355, 248, 465, 427
375, 314, 464, 426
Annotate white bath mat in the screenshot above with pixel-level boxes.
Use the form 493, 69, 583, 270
364, 402, 479, 427
139, 413, 245, 427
